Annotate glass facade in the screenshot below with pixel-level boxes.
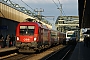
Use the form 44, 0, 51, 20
55, 16, 79, 32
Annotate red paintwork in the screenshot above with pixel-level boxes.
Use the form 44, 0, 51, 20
16, 22, 50, 43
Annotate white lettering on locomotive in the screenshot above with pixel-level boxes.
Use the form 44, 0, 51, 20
23, 38, 30, 42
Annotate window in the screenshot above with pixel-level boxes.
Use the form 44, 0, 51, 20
20, 26, 35, 35
58, 21, 64, 24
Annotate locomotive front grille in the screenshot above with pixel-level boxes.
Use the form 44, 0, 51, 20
19, 42, 38, 47
21, 43, 31, 46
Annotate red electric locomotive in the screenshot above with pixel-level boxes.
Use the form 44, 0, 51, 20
16, 22, 51, 52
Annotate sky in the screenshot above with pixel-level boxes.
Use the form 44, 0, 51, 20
11, 0, 78, 19
10, 0, 78, 29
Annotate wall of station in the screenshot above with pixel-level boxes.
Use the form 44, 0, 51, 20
0, 17, 19, 38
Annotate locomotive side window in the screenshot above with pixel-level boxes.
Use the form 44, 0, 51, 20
20, 26, 35, 35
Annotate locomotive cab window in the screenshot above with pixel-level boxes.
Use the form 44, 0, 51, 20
20, 26, 35, 35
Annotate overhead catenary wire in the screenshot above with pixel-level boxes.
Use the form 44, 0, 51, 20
58, 0, 66, 16
20, 0, 34, 12
58, 0, 61, 7
11, 0, 34, 15
62, 9, 66, 16
52, 0, 66, 16
52, 0, 62, 16
52, 0, 59, 8
21, 0, 33, 10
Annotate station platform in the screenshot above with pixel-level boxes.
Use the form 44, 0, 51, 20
69, 42, 90, 60
0, 47, 17, 53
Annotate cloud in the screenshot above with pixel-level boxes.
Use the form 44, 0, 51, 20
11, 0, 78, 18
12, 0, 54, 4
12, 0, 77, 4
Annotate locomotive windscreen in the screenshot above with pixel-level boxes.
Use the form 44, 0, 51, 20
20, 26, 35, 35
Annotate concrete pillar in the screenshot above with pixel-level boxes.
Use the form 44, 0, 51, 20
80, 29, 84, 42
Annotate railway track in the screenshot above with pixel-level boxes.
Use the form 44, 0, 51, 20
1, 53, 35, 60
41, 44, 76, 60
0, 44, 75, 60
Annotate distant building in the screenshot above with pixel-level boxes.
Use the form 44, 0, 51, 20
55, 16, 79, 33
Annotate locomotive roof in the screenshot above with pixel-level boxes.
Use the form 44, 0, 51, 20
18, 22, 49, 29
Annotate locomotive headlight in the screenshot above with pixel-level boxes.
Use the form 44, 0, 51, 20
17, 37, 19, 40
34, 37, 37, 41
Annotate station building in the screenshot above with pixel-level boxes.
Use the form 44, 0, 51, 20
0, 0, 52, 38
